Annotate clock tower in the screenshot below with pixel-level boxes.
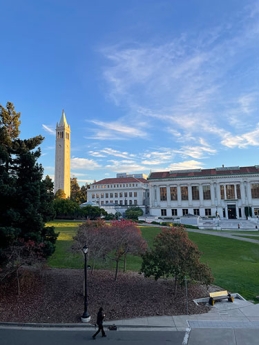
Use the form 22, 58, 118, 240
54, 110, 71, 198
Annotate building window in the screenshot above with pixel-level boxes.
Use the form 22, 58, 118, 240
120, 200, 123, 205
226, 185, 235, 199
236, 184, 241, 199
171, 209, 177, 216
124, 192, 127, 197
205, 208, 211, 216
181, 186, 188, 200
115, 200, 118, 204
115, 193, 118, 198
160, 187, 167, 201
129, 192, 132, 197
251, 184, 259, 198
182, 209, 188, 216
134, 192, 137, 197
192, 186, 199, 200
254, 208, 259, 216
194, 209, 200, 216
134, 200, 137, 205
220, 185, 224, 199
110, 193, 113, 198
101, 193, 104, 198
203, 185, 211, 200
129, 200, 132, 205
92, 194, 95, 198
170, 187, 177, 200
101, 201, 104, 205
125, 200, 127, 205
119, 192, 123, 197
105, 193, 108, 198
161, 209, 167, 216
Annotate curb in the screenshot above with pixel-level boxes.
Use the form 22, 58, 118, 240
0, 322, 172, 330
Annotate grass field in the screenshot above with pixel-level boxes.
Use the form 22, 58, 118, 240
47, 221, 259, 302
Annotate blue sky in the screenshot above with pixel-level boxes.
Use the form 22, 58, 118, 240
1, 0, 258, 185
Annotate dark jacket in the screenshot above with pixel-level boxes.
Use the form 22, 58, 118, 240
96, 308, 105, 326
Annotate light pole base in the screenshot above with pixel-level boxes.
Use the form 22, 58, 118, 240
81, 315, 91, 323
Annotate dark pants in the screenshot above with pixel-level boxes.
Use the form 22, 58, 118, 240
93, 324, 106, 337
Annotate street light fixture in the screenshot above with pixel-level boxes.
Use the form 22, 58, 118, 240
81, 244, 91, 322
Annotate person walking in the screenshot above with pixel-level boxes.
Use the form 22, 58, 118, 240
92, 307, 106, 339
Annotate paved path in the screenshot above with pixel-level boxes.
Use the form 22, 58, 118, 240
186, 228, 259, 244
1, 299, 259, 344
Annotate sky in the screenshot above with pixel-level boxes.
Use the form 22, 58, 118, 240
1, 0, 259, 186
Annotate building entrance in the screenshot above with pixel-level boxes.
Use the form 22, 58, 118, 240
228, 204, 236, 219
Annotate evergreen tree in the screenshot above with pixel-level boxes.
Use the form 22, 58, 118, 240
0, 102, 58, 267
70, 177, 88, 204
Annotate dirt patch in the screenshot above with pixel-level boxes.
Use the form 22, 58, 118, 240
0, 268, 211, 324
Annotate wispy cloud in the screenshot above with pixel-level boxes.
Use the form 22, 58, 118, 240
42, 124, 55, 135
99, 2, 259, 153
86, 119, 148, 140
71, 158, 101, 170
221, 125, 259, 148
105, 159, 146, 173
167, 160, 205, 171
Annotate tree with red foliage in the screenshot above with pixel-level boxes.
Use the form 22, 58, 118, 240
108, 220, 147, 280
140, 226, 213, 296
72, 219, 111, 271
72, 219, 147, 280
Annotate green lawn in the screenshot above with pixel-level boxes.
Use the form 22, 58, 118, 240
47, 221, 259, 301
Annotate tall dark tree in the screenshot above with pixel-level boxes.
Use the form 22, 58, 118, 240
70, 177, 82, 203
70, 177, 88, 204
0, 102, 58, 268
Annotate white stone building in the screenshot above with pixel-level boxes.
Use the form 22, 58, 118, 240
148, 165, 259, 220
87, 174, 149, 215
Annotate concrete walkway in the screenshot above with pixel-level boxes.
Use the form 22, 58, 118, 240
2, 299, 259, 344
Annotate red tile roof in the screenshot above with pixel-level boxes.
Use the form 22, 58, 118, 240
148, 166, 259, 180
92, 177, 148, 185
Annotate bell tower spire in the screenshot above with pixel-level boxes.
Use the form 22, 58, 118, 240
54, 110, 71, 198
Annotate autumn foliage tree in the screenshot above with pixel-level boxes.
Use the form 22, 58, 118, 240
108, 220, 147, 280
72, 219, 111, 271
140, 226, 213, 296
72, 219, 147, 280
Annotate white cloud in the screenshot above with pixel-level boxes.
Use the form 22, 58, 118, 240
221, 126, 259, 148
167, 160, 205, 171
175, 145, 217, 159
87, 119, 148, 140
71, 158, 101, 170
42, 124, 55, 135
98, 4, 259, 157
105, 159, 146, 173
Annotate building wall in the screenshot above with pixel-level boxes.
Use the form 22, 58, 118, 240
87, 178, 149, 213
148, 173, 259, 219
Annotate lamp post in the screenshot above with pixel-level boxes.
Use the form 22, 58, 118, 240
81, 245, 91, 322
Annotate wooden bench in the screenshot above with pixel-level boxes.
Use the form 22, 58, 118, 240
209, 290, 234, 306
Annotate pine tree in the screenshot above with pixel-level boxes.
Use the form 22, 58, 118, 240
0, 102, 58, 267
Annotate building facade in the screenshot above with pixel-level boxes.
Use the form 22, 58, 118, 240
54, 110, 71, 198
87, 174, 149, 215
148, 166, 259, 219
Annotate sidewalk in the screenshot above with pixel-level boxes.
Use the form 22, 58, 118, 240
104, 298, 259, 331
1, 299, 259, 344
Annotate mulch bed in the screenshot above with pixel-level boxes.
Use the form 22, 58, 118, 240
0, 268, 212, 324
